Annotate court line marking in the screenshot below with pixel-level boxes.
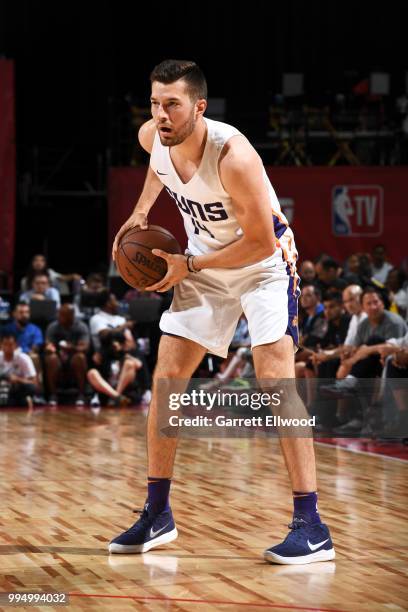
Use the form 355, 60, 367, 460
69, 592, 347, 611
315, 440, 408, 463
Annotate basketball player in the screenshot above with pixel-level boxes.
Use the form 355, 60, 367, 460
110, 60, 335, 564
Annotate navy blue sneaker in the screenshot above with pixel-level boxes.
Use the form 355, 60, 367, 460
264, 518, 335, 564
109, 504, 178, 554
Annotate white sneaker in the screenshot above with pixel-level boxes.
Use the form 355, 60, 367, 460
90, 393, 101, 408
142, 389, 152, 404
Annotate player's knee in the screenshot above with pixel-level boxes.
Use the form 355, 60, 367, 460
153, 362, 188, 380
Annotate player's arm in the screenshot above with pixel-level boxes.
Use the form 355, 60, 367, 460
112, 120, 164, 261
194, 137, 276, 270
145, 138, 277, 292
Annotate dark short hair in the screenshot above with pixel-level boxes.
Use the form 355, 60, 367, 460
1, 331, 17, 342
302, 283, 321, 301
362, 286, 384, 303
32, 271, 50, 280
150, 59, 207, 100
323, 290, 343, 304
322, 258, 339, 271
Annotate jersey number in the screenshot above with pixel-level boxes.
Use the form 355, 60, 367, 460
191, 218, 215, 238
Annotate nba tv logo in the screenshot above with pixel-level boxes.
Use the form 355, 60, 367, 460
332, 185, 383, 237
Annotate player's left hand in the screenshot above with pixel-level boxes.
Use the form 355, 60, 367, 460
145, 249, 189, 292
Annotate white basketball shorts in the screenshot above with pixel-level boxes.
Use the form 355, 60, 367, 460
159, 254, 300, 358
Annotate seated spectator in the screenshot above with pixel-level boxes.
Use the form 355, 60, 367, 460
81, 273, 106, 293
90, 292, 135, 352
21, 254, 82, 296
321, 287, 407, 432
20, 272, 61, 308
341, 331, 408, 435
336, 287, 407, 381
299, 260, 316, 284
312, 285, 367, 366
75, 273, 108, 321
295, 284, 326, 377
87, 330, 143, 407
301, 292, 349, 399
2, 302, 45, 401
0, 333, 37, 407
342, 254, 362, 286
2, 302, 43, 356
371, 244, 394, 285
315, 258, 347, 298
44, 304, 90, 406
298, 284, 326, 346
386, 268, 407, 319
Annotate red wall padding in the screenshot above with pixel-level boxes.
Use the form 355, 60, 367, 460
108, 165, 407, 265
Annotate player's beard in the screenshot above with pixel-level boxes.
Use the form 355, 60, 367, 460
159, 109, 196, 147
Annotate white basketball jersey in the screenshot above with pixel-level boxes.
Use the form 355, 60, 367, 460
150, 117, 297, 270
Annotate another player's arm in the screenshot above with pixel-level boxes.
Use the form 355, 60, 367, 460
194, 136, 276, 270
112, 120, 164, 260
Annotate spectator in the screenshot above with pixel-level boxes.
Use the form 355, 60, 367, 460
321, 288, 407, 410
2, 302, 45, 402
303, 292, 349, 407
319, 291, 350, 349
385, 268, 407, 319
337, 331, 408, 435
295, 284, 326, 378
315, 258, 347, 298
21, 254, 82, 296
342, 254, 361, 286
44, 304, 90, 406
75, 273, 107, 320
20, 272, 61, 308
87, 330, 143, 407
342, 285, 368, 348
309, 286, 366, 374
89, 292, 135, 352
371, 244, 394, 284
299, 260, 316, 284
2, 302, 43, 356
0, 333, 37, 407
299, 285, 326, 349
349, 287, 406, 352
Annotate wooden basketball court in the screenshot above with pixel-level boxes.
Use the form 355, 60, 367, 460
0, 406, 407, 611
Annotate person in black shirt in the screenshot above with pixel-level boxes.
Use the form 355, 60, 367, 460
315, 259, 347, 299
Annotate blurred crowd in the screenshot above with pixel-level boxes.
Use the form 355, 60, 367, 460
1, 246, 407, 439
0, 254, 162, 410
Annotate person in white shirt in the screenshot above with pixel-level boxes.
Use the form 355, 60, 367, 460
89, 292, 135, 352
0, 333, 37, 406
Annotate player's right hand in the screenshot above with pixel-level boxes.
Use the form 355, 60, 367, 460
112, 212, 148, 261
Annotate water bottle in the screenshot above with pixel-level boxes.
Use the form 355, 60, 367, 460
0, 380, 10, 406
0, 299, 10, 321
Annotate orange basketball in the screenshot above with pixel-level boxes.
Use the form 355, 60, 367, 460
116, 225, 182, 290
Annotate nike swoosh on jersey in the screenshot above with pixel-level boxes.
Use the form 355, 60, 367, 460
307, 538, 329, 551
150, 522, 170, 538
157, 170, 167, 175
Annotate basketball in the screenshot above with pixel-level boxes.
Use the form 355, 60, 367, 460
116, 224, 182, 290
